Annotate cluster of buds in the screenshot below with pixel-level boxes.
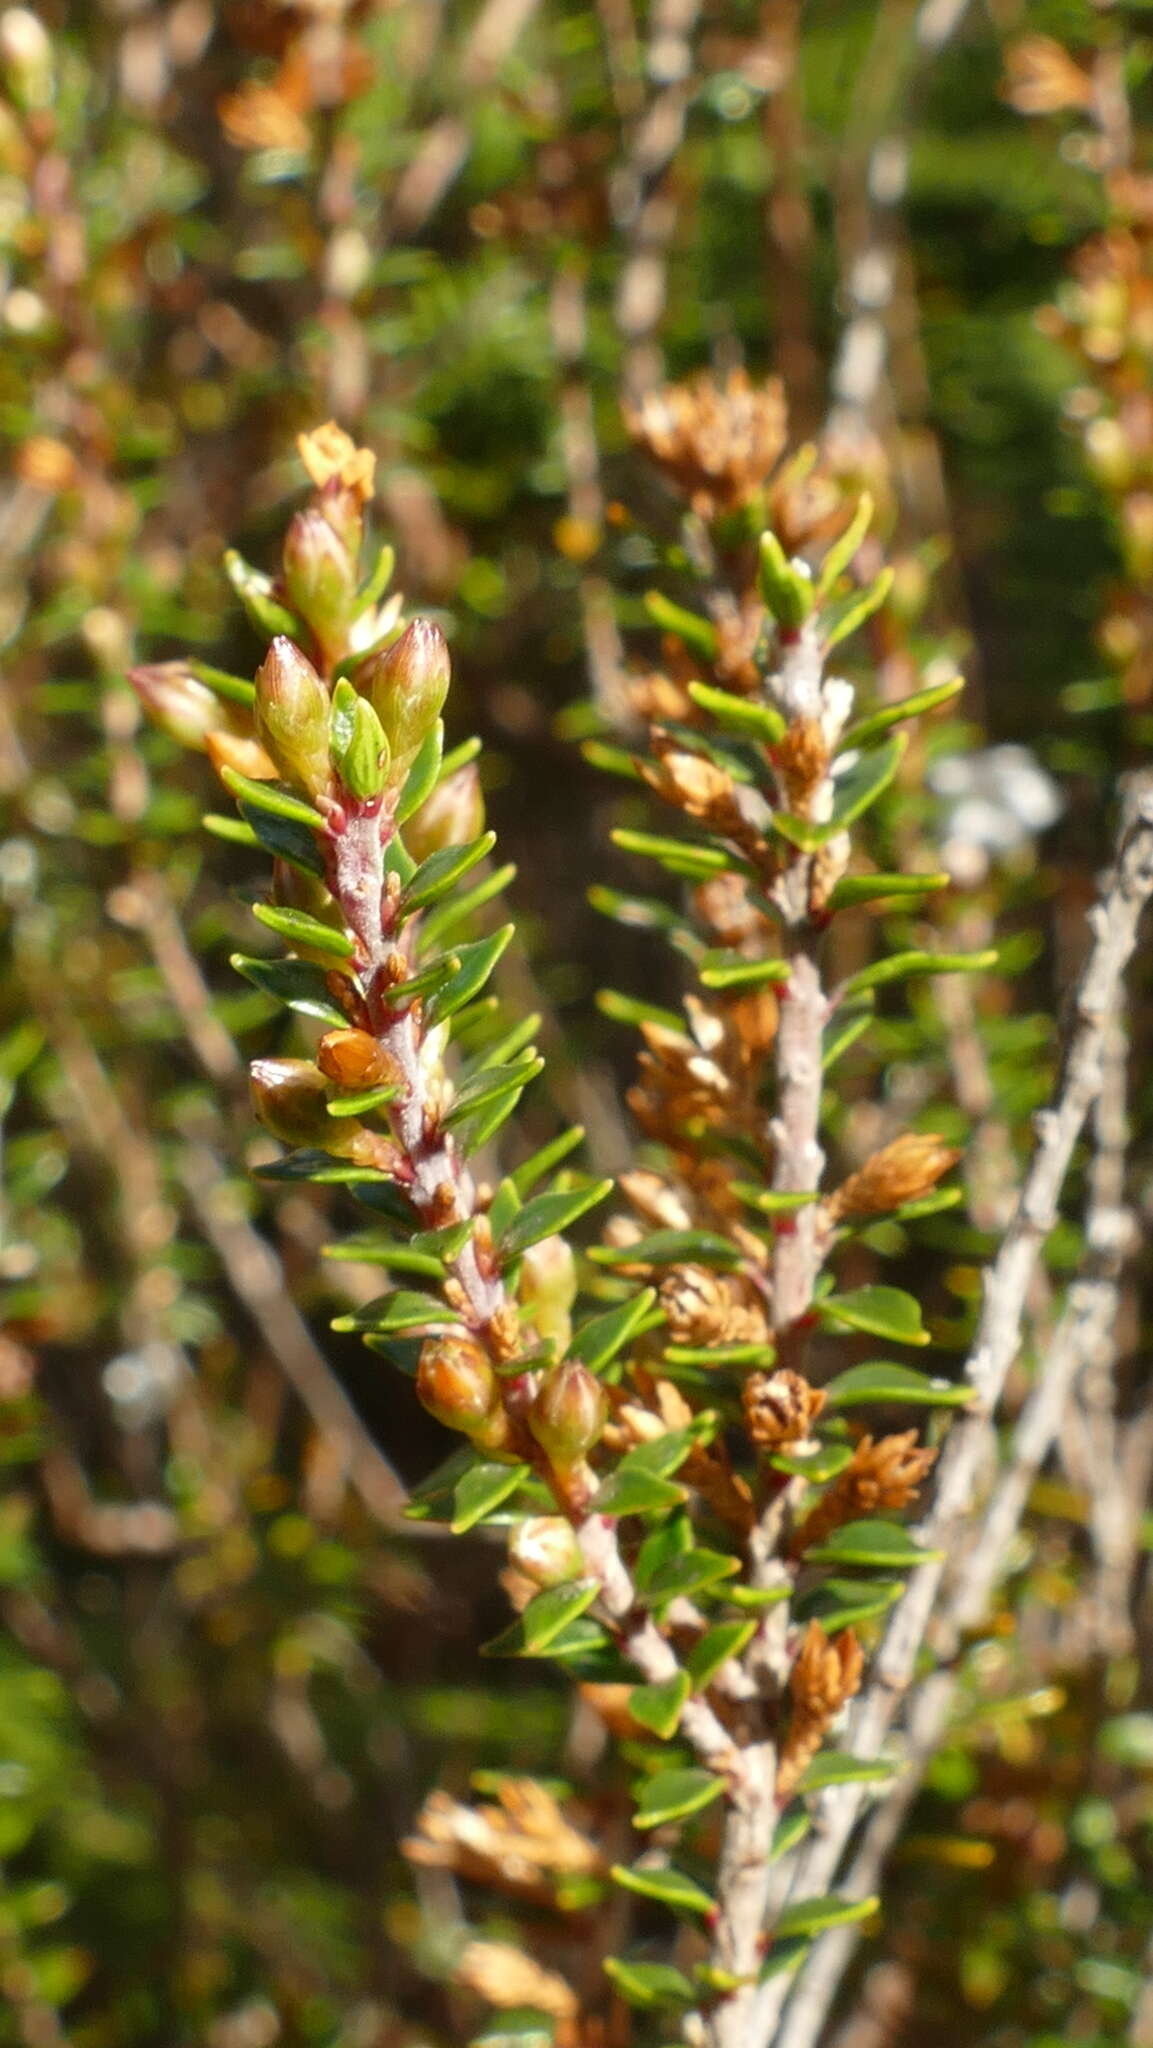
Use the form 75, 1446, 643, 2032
775, 1622, 865, 1801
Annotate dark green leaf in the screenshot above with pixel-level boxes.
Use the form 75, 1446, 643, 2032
629, 1670, 691, 1739
825, 1362, 973, 1408
770, 1806, 811, 1862
499, 1179, 614, 1261
644, 1549, 740, 1603
450, 1462, 532, 1534
400, 831, 497, 914
219, 767, 325, 829
829, 871, 950, 910
569, 1289, 660, 1372
482, 1579, 600, 1657
603, 1959, 695, 2010
240, 800, 326, 877
334, 1289, 460, 1334
426, 926, 515, 1025
686, 1619, 756, 1690
843, 675, 964, 750
796, 1577, 903, 1635
773, 1893, 879, 1937
611, 828, 733, 881
396, 720, 443, 823
819, 1286, 930, 1346
230, 953, 351, 1028
444, 1055, 544, 1131
611, 1863, 714, 1915
687, 680, 785, 742
252, 902, 355, 959
634, 1768, 724, 1831
841, 948, 998, 1000
511, 1127, 586, 1197
421, 863, 517, 949
804, 1520, 942, 1568
698, 951, 790, 991
593, 1467, 687, 1517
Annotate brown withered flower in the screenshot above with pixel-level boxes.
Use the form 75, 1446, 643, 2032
624, 368, 789, 520
790, 1430, 937, 1558
297, 420, 377, 503
405, 1779, 602, 1902
776, 1623, 865, 1800
826, 1132, 961, 1223
1002, 35, 1095, 117
742, 1367, 825, 1451
773, 715, 831, 818
455, 1943, 579, 2031
661, 1264, 770, 1349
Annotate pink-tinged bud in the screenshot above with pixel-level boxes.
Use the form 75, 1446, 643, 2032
254, 637, 332, 799
282, 509, 358, 662
417, 1334, 511, 1452
249, 1058, 331, 1147
528, 1362, 607, 1464
507, 1516, 584, 1589
129, 662, 242, 753
403, 761, 485, 862
517, 1235, 577, 1354
362, 618, 450, 789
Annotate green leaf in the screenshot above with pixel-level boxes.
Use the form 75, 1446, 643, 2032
334, 1288, 460, 1334
620, 1422, 716, 1479
542, 1617, 612, 1661
220, 768, 326, 829
326, 1083, 402, 1119
603, 1958, 695, 2010
224, 548, 299, 636
204, 812, 259, 848
819, 1285, 930, 1346
828, 735, 905, 833
841, 948, 998, 1000
823, 565, 894, 650
443, 1055, 544, 1131
400, 832, 497, 915
759, 530, 814, 627
630, 1670, 691, 1738
815, 492, 874, 598
769, 1442, 855, 1482
822, 1006, 874, 1070
189, 658, 257, 708
843, 675, 964, 751
426, 926, 514, 1025
611, 828, 733, 881
511, 1126, 587, 1197
323, 1235, 445, 1277
230, 954, 350, 1028
829, 871, 950, 910
589, 884, 691, 935
722, 1582, 791, 1610
687, 679, 785, 744
635, 1512, 693, 1589
499, 1179, 614, 1260
732, 1183, 821, 1216
665, 1340, 774, 1367
581, 738, 646, 782
634, 1768, 725, 1831
569, 1290, 660, 1372
382, 951, 462, 1008
644, 1549, 741, 1603
686, 1619, 756, 1690
396, 720, 443, 823
699, 951, 790, 991
597, 988, 688, 1035
643, 590, 718, 658
797, 1577, 903, 1635
593, 1467, 688, 1517
805, 1520, 942, 1568
825, 1362, 973, 1408
239, 800, 326, 877
773, 1893, 879, 1938
482, 1579, 600, 1657
252, 902, 355, 960
611, 1863, 714, 1915
770, 1806, 811, 1862
590, 1228, 742, 1270
450, 1461, 532, 1534
403, 1445, 475, 1521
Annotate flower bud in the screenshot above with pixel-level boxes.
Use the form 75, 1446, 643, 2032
363, 618, 450, 790
517, 1236, 576, 1354
249, 1058, 331, 1147
316, 1028, 400, 1092
404, 762, 485, 862
282, 508, 358, 661
129, 662, 242, 753
529, 1362, 607, 1464
204, 731, 279, 781
254, 637, 332, 799
826, 1132, 961, 1223
507, 1516, 584, 1590
417, 1333, 506, 1445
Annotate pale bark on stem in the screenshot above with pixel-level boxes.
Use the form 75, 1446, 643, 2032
751, 776, 1153, 2047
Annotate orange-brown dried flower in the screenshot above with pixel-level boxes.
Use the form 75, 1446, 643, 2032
790, 1431, 937, 1557
406, 1780, 602, 1903
660, 1265, 769, 1349
773, 715, 830, 816
455, 1942, 579, 2028
742, 1367, 825, 1450
826, 1132, 961, 1223
624, 368, 789, 519
1002, 35, 1095, 117
297, 420, 377, 503
776, 1622, 864, 1799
